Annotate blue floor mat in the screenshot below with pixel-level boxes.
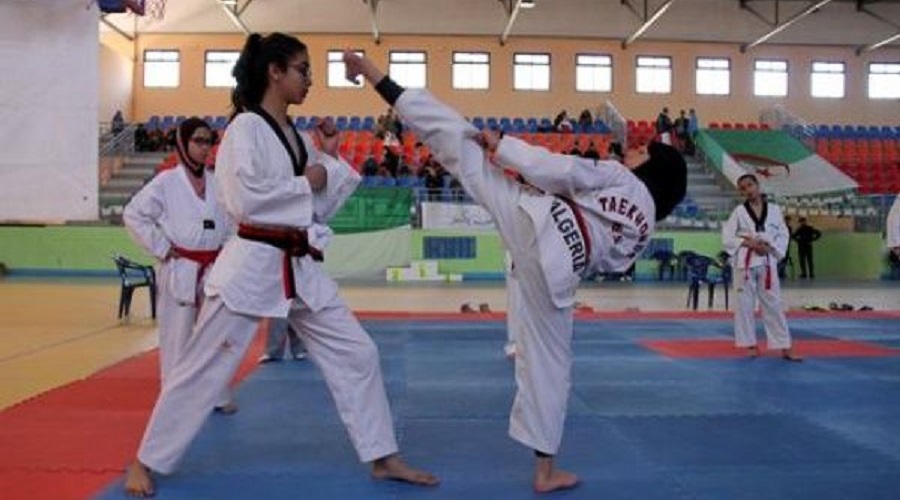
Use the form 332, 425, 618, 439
95, 317, 900, 499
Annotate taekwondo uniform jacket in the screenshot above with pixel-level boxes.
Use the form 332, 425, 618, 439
206, 113, 360, 318
722, 200, 789, 271
124, 166, 232, 305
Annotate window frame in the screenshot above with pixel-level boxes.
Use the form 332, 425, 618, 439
203, 50, 240, 89
694, 56, 731, 96
143, 49, 181, 89
635, 55, 673, 95
868, 61, 900, 100
327, 49, 366, 89
513, 52, 552, 92
753, 58, 790, 98
451, 51, 491, 90
388, 50, 428, 89
575, 53, 613, 93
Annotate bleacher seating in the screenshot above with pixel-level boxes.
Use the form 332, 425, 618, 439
808, 122, 900, 194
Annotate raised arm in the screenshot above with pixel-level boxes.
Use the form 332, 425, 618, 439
343, 51, 480, 178
302, 124, 361, 222
489, 134, 632, 197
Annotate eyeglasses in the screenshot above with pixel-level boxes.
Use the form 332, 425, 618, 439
290, 64, 312, 80
190, 137, 213, 146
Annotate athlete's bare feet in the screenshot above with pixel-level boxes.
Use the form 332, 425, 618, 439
124, 461, 154, 498
533, 456, 579, 493
371, 454, 439, 486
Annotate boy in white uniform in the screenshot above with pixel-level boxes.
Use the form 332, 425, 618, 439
124, 34, 437, 497
887, 195, 900, 258
123, 117, 238, 413
721, 174, 802, 361
344, 52, 687, 493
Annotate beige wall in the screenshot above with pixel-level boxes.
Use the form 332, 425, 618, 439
128, 33, 900, 125
99, 34, 135, 121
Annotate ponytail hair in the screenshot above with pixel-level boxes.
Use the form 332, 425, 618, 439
231, 32, 308, 119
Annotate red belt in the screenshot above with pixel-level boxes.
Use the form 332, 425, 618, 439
171, 245, 221, 308
557, 196, 592, 275
744, 249, 772, 290
237, 223, 324, 299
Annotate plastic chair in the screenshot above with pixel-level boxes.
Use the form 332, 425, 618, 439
684, 254, 716, 310
113, 254, 157, 319
651, 249, 677, 281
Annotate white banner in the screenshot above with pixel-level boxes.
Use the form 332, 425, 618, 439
421, 202, 496, 231
0, 0, 99, 221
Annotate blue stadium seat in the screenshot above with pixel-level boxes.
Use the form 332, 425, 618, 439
472, 117, 485, 130
363, 116, 375, 130
294, 117, 307, 130
361, 176, 378, 187
213, 116, 228, 130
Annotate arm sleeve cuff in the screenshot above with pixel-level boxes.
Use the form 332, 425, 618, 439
375, 76, 405, 106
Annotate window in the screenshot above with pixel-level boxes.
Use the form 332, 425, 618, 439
868, 62, 900, 99
204, 51, 239, 88
389, 51, 427, 89
143, 50, 179, 88
695, 57, 730, 95
514, 53, 550, 91
575, 54, 612, 92
636, 56, 671, 94
452, 52, 490, 90
327, 50, 365, 88
810, 62, 845, 98
754, 59, 788, 97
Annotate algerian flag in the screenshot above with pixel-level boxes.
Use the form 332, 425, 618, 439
696, 129, 858, 197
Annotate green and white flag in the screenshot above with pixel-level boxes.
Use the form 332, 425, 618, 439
696, 129, 858, 197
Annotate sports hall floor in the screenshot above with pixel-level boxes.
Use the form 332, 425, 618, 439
0, 278, 898, 499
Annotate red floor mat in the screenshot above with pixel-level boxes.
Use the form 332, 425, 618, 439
642, 339, 900, 359
0, 327, 265, 500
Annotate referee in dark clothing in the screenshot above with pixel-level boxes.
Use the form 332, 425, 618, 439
792, 217, 822, 279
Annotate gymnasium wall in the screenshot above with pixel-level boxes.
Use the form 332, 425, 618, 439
0, 0, 99, 222
0, 226, 890, 281
124, 33, 900, 125
99, 34, 135, 122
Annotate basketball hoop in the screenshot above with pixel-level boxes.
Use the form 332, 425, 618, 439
145, 0, 167, 19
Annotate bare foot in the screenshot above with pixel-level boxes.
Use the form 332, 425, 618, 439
124, 461, 155, 498
371, 454, 439, 486
534, 457, 579, 493
747, 346, 759, 358
214, 401, 239, 415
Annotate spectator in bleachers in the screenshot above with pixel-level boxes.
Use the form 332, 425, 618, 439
381, 145, 401, 177
688, 109, 700, 136
656, 107, 674, 144
583, 142, 600, 160
134, 124, 149, 152
674, 110, 688, 150
164, 128, 177, 151
792, 217, 822, 279
111, 110, 125, 134
577, 109, 593, 130
608, 142, 624, 162
568, 145, 583, 157
553, 110, 572, 133
362, 154, 379, 177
